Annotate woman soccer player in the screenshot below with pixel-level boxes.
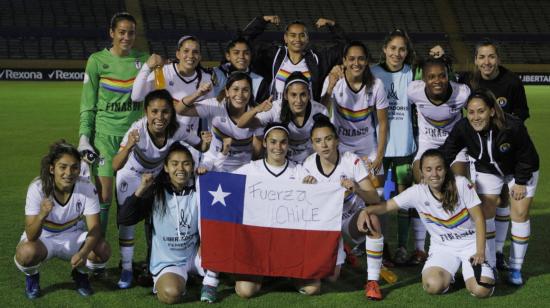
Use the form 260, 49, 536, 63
176, 72, 262, 172
78, 12, 149, 236
14, 141, 111, 299
237, 71, 328, 163
358, 149, 494, 298
441, 89, 539, 285
112, 89, 210, 289
118, 143, 219, 304
302, 115, 385, 300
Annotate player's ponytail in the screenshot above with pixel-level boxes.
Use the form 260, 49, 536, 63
419, 149, 458, 213
310, 113, 338, 138
40, 140, 81, 197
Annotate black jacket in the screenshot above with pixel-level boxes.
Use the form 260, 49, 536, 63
440, 114, 539, 185
242, 16, 348, 101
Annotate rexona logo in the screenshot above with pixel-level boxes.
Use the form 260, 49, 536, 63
48, 70, 85, 80
0, 69, 43, 80
0, 69, 85, 81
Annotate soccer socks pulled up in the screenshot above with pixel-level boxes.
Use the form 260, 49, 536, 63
411, 216, 426, 252
119, 224, 136, 271
397, 209, 410, 248
366, 236, 384, 281
485, 218, 496, 268
495, 206, 510, 253
203, 270, 220, 288
509, 220, 530, 271
99, 202, 110, 235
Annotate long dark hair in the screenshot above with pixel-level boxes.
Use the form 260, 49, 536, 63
151, 143, 195, 217
470, 38, 501, 90
144, 89, 179, 138
280, 71, 311, 124
419, 149, 458, 213
466, 88, 506, 131
39, 140, 81, 197
380, 29, 416, 68
343, 41, 375, 91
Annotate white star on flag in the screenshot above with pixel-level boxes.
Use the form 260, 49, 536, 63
209, 184, 231, 207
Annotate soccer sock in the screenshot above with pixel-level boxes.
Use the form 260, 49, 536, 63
495, 206, 510, 253
100, 202, 110, 236
397, 209, 410, 248
366, 236, 384, 281
86, 259, 107, 273
14, 256, 40, 276
412, 215, 426, 252
509, 220, 530, 271
119, 224, 135, 271
203, 270, 220, 288
485, 218, 496, 268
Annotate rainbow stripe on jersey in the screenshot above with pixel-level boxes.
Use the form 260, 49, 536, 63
275, 69, 311, 82
336, 104, 373, 123
100, 77, 135, 93
424, 115, 456, 129
212, 126, 252, 147
42, 216, 81, 233
420, 207, 469, 229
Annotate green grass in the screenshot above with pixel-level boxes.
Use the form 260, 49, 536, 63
0, 82, 548, 307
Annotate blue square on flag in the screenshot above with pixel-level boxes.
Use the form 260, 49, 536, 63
199, 171, 245, 224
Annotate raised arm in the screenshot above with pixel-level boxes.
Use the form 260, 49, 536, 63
112, 129, 139, 171
236, 96, 273, 128
131, 54, 163, 102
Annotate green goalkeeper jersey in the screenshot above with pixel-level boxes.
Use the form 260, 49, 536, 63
79, 48, 149, 138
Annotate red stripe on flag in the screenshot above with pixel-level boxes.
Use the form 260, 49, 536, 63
200, 219, 340, 279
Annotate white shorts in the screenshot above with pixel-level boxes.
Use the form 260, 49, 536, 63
414, 139, 468, 164
116, 168, 153, 206
423, 241, 494, 282
20, 230, 88, 261
152, 252, 204, 293
476, 171, 539, 197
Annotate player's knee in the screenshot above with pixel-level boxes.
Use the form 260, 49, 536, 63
157, 284, 183, 304
235, 282, 260, 299
422, 275, 449, 295
15, 242, 41, 266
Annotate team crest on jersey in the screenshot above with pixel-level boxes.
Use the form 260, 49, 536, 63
387, 83, 399, 100
103, 64, 109, 69
76, 200, 83, 212
99, 156, 105, 166
354, 158, 360, 165
497, 97, 508, 107
499, 143, 511, 153
135, 60, 142, 69
424, 201, 430, 206
169, 81, 174, 86
120, 181, 128, 192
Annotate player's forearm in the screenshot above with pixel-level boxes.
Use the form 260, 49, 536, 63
112, 147, 132, 171
79, 222, 101, 257
236, 108, 259, 128
25, 216, 46, 241
357, 189, 381, 205
131, 66, 153, 102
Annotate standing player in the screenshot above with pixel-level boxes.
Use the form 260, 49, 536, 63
303, 115, 385, 300
459, 39, 530, 270
441, 89, 539, 285
242, 15, 348, 101
14, 141, 111, 299
237, 72, 328, 163
358, 149, 494, 298
78, 12, 149, 236
112, 89, 210, 289
370, 30, 418, 264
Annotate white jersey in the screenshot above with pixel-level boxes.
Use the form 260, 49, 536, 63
273, 56, 312, 101
303, 151, 368, 219
196, 98, 256, 171
393, 176, 481, 248
321, 77, 389, 156
119, 117, 201, 174
257, 100, 327, 163
234, 159, 309, 181
408, 80, 470, 145
25, 178, 99, 237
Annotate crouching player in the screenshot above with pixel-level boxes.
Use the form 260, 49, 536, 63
117, 143, 219, 304
14, 140, 111, 299
357, 149, 494, 298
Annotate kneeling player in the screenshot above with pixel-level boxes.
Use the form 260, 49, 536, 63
358, 149, 494, 298
14, 140, 111, 299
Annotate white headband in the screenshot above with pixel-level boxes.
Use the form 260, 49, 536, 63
284, 78, 309, 92
263, 125, 290, 140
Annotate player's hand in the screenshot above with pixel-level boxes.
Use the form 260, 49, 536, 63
302, 175, 318, 184
429, 45, 445, 59
221, 137, 233, 155
146, 54, 164, 69
255, 96, 273, 113
470, 252, 485, 266
510, 184, 527, 200
78, 135, 97, 164
315, 18, 335, 28
197, 82, 213, 96
71, 251, 87, 269
39, 198, 54, 219
328, 65, 344, 87
263, 15, 280, 25
195, 166, 208, 175
200, 131, 212, 148
356, 209, 374, 233
126, 129, 140, 148
340, 178, 356, 192
135, 173, 154, 197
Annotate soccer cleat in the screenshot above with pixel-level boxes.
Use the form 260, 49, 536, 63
508, 269, 523, 286
117, 269, 133, 289
25, 273, 40, 299
72, 269, 93, 296
393, 247, 408, 265
409, 250, 428, 265
496, 252, 510, 271
200, 284, 218, 303
364, 280, 383, 301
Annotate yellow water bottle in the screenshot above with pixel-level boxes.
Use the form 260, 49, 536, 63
368, 173, 381, 188
154, 66, 166, 89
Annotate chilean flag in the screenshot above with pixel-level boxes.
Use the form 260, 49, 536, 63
199, 171, 344, 279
